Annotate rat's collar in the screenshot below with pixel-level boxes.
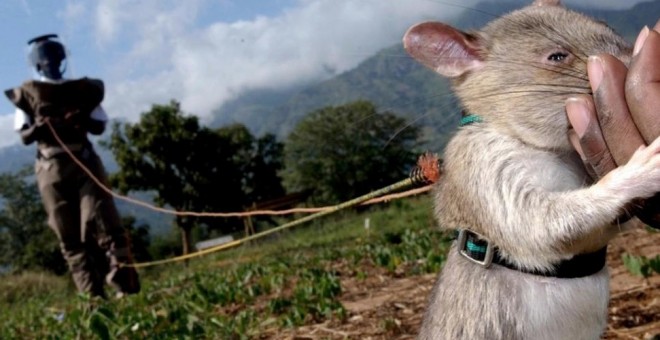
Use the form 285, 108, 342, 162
456, 229, 607, 278
459, 114, 483, 127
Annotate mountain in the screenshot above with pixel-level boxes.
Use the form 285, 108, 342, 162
210, 0, 660, 152
211, 41, 459, 152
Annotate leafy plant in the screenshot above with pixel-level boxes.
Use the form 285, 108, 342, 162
622, 254, 660, 278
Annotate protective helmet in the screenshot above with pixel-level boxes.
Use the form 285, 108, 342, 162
27, 34, 67, 80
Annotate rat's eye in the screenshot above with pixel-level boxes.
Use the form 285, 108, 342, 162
548, 52, 569, 62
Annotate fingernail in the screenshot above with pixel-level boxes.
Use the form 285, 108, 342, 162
587, 56, 603, 92
566, 97, 591, 138
655, 19, 660, 32
633, 26, 649, 57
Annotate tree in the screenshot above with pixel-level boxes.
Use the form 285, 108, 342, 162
0, 168, 67, 274
216, 124, 285, 204
282, 100, 421, 204
103, 101, 285, 254
104, 101, 233, 254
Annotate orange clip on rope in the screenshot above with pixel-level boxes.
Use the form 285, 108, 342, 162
410, 152, 442, 185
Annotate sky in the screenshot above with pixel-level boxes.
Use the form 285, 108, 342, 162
0, 0, 651, 149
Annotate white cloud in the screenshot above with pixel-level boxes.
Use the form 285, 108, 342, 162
94, 0, 202, 47
95, 0, 651, 124
100, 0, 450, 121
168, 1, 445, 116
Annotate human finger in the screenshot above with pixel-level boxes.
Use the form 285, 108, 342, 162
566, 95, 616, 178
590, 54, 646, 165
626, 23, 660, 144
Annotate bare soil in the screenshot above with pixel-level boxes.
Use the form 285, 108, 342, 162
268, 227, 660, 340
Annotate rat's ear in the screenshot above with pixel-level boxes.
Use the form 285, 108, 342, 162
403, 22, 483, 78
532, 0, 561, 6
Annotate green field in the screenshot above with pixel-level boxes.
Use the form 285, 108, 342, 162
0, 196, 451, 339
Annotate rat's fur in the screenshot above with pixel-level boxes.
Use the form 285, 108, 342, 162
403, 1, 660, 339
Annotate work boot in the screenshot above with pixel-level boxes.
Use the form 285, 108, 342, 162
106, 248, 140, 295
106, 265, 140, 296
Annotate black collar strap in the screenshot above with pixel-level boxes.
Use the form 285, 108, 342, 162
456, 229, 607, 278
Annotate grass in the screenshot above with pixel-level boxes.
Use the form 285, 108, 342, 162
0, 195, 451, 339
0, 271, 70, 304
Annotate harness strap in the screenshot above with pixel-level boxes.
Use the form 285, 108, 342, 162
457, 229, 607, 278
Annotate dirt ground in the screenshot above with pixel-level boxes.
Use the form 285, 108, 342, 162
276, 227, 660, 340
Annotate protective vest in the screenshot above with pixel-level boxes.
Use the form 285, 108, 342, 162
4, 78, 104, 148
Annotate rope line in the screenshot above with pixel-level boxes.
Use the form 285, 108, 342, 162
123, 178, 420, 268
46, 121, 431, 218
44, 121, 441, 268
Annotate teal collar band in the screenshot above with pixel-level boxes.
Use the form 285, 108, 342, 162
459, 114, 483, 127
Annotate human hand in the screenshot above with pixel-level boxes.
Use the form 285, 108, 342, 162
34, 115, 45, 126
566, 20, 660, 227
37, 115, 65, 127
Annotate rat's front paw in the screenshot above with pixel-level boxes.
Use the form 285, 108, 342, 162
600, 136, 660, 201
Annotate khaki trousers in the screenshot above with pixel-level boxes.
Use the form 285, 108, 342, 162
36, 148, 139, 297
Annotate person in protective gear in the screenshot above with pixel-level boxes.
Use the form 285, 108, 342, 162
4, 34, 140, 298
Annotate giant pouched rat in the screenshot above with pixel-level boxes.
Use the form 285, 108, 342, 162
402, 0, 660, 339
